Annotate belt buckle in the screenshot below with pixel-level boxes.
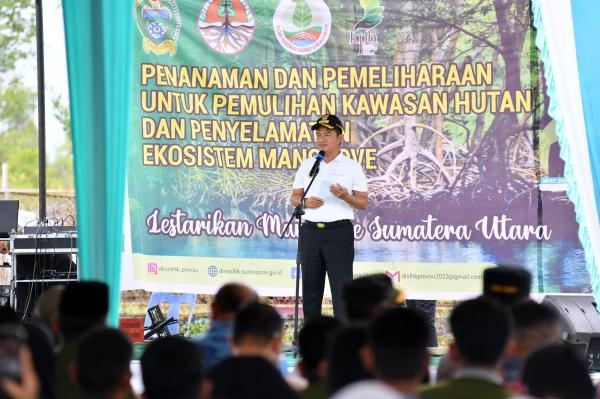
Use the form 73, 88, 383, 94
317, 222, 326, 229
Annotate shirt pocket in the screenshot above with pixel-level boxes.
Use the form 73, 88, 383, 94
330, 172, 352, 191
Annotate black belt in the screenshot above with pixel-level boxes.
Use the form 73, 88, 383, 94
302, 220, 352, 229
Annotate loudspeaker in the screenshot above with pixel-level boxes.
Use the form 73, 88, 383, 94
542, 294, 600, 371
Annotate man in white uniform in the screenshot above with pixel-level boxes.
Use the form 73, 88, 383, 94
290, 114, 368, 320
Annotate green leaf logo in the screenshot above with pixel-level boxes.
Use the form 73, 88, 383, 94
292, 0, 312, 29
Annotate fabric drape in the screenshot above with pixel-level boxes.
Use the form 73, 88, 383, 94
62, 0, 132, 325
532, 0, 600, 300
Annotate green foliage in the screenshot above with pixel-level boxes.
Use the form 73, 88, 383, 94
0, 78, 36, 128
0, 81, 38, 188
0, 0, 73, 191
52, 95, 71, 139
186, 318, 210, 337
48, 96, 74, 189
47, 150, 74, 189
0, 79, 73, 190
0, 0, 35, 75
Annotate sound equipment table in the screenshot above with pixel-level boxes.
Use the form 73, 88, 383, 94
10, 231, 78, 318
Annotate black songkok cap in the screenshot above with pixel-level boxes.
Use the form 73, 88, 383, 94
59, 281, 109, 319
483, 265, 531, 306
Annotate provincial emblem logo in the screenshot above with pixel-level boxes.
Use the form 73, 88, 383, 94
134, 0, 181, 56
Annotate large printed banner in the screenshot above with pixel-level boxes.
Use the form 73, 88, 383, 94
123, 0, 590, 298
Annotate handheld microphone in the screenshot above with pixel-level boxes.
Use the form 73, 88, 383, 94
309, 151, 325, 177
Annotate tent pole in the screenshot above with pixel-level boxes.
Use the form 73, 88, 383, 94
35, 0, 47, 222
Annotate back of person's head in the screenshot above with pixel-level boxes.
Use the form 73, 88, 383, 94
32, 285, 65, 348
511, 299, 561, 357
75, 327, 132, 398
58, 281, 109, 340
0, 316, 26, 399
209, 356, 297, 399
211, 283, 257, 319
141, 336, 203, 399
327, 325, 372, 395
450, 296, 513, 367
522, 343, 594, 399
369, 307, 429, 381
232, 302, 283, 346
33, 285, 65, 329
0, 306, 57, 399
343, 274, 402, 322
483, 265, 531, 306
298, 315, 341, 383
23, 322, 57, 399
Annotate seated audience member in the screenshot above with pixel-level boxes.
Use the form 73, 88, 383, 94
436, 265, 532, 382
56, 282, 109, 399
327, 325, 373, 396
332, 307, 430, 399
23, 323, 56, 399
343, 274, 403, 325
341, 272, 408, 386
521, 343, 594, 399
141, 336, 203, 399
502, 300, 561, 392
483, 266, 532, 307
422, 296, 514, 399
72, 327, 134, 399
195, 283, 257, 370
0, 306, 56, 399
1, 345, 40, 399
208, 302, 296, 397
32, 284, 65, 349
229, 301, 284, 367
297, 316, 341, 399
209, 356, 298, 399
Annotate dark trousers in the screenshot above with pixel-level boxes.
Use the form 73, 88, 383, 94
299, 222, 354, 320
406, 299, 438, 347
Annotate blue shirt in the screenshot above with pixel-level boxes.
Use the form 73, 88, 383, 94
196, 319, 290, 375
196, 320, 234, 371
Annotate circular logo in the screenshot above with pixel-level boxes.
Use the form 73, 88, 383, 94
273, 0, 331, 55
197, 0, 256, 54
207, 265, 219, 277
147, 21, 168, 41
